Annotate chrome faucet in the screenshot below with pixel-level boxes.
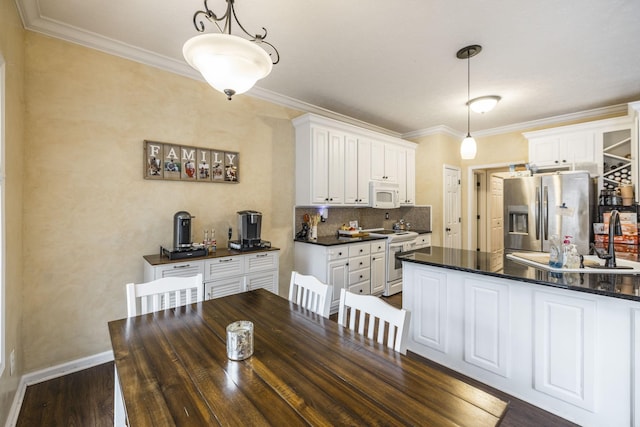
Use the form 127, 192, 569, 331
606, 209, 622, 268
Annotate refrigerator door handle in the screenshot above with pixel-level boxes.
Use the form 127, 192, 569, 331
543, 186, 549, 240
535, 187, 540, 239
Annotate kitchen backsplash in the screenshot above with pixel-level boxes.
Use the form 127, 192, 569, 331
294, 206, 431, 238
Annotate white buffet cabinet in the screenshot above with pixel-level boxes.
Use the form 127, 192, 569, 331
403, 261, 639, 427
294, 240, 386, 313
143, 249, 280, 300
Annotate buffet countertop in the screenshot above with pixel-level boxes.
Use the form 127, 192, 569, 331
399, 246, 640, 302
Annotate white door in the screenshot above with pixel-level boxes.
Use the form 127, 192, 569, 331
444, 166, 462, 249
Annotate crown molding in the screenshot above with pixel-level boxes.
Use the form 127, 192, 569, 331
403, 125, 462, 140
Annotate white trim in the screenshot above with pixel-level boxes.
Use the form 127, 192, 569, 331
0, 53, 5, 380
466, 161, 525, 250
4, 351, 114, 427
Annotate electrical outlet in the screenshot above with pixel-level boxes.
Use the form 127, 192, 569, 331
385, 212, 390, 220
10, 349, 15, 376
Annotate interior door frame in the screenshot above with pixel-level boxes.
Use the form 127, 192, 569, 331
473, 170, 487, 252
466, 161, 525, 250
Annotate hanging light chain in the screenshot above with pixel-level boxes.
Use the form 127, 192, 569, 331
191, 0, 280, 64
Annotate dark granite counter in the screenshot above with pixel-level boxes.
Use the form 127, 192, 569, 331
144, 247, 280, 266
294, 235, 387, 246
399, 246, 640, 302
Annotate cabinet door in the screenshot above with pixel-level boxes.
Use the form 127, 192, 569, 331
205, 277, 244, 300
327, 260, 348, 310
463, 278, 510, 377
411, 268, 448, 353
529, 137, 560, 167
405, 148, 416, 204
383, 144, 399, 183
533, 291, 596, 411
560, 131, 595, 164
370, 140, 386, 181
344, 134, 359, 204
246, 271, 277, 293
310, 127, 330, 204
327, 131, 345, 204
370, 253, 386, 295
356, 139, 371, 205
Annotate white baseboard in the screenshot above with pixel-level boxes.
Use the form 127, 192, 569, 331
4, 351, 114, 427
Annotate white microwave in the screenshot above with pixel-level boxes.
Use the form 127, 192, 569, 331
370, 181, 400, 209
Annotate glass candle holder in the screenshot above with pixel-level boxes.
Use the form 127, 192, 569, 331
226, 321, 254, 360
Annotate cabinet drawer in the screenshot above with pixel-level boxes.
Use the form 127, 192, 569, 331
349, 243, 370, 257
415, 234, 432, 248
245, 251, 279, 273
327, 246, 349, 261
348, 281, 370, 295
349, 268, 370, 285
370, 241, 386, 254
155, 261, 204, 279
204, 257, 244, 280
204, 277, 244, 300
349, 255, 370, 271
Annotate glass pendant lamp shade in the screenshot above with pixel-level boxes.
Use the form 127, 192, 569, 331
460, 134, 477, 159
183, 33, 273, 99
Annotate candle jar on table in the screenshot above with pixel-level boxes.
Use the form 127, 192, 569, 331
226, 321, 254, 360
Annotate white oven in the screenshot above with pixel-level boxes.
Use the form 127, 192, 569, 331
366, 229, 418, 296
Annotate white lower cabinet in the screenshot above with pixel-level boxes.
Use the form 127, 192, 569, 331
463, 278, 510, 378
533, 291, 596, 411
403, 262, 636, 427
144, 250, 279, 301
370, 241, 386, 295
295, 241, 383, 313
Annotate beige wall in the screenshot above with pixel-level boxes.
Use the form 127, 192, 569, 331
22, 33, 299, 372
0, 0, 25, 422
412, 132, 460, 246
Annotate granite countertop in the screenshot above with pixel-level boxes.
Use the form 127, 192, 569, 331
399, 246, 640, 302
144, 246, 280, 266
294, 235, 387, 246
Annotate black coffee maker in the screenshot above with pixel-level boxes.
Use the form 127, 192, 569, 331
238, 210, 262, 248
173, 211, 194, 250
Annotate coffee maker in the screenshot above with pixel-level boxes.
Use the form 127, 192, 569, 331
173, 211, 194, 250
229, 210, 270, 250
162, 211, 208, 260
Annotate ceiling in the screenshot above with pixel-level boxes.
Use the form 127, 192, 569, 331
14, 0, 640, 138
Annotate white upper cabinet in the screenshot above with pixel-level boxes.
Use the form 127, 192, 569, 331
524, 114, 637, 199
294, 113, 416, 206
398, 148, 416, 205
526, 130, 596, 169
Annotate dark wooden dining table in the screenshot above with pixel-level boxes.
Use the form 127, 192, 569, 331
108, 289, 508, 426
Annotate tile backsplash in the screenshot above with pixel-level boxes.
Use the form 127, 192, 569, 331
294, 206, 431, 238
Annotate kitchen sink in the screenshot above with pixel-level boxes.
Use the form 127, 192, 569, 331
507, 252, 640, 274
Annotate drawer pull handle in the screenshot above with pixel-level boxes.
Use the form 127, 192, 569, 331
257, 253, 268, 258
220, 258, 233, 263
173, 264, 191, 269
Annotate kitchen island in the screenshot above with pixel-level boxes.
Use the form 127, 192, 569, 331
399, 246, 640, 427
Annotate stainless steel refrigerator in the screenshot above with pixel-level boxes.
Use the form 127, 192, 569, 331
503, 171, 596, 254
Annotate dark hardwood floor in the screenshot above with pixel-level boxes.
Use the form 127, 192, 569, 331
17, 293, 576, 426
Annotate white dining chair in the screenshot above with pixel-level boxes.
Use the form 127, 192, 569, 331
125, 274, 203, 317
116, 274, 204, 425
289, 271, 332, 318
337, 288, 410, 354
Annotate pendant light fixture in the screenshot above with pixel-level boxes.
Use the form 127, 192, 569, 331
456, 44, 482, 160
183, 0, 280, 100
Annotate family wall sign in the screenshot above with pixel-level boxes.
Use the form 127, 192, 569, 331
144, 140, 239, 183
